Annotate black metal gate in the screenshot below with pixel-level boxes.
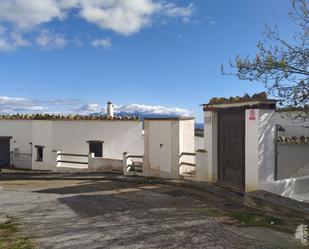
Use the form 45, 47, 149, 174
10, 152, 32, 169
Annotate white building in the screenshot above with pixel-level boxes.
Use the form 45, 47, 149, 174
0, 103, 143, 172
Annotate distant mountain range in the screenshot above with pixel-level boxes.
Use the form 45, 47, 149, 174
92, 111, 204, 129
195, 123, 204, 129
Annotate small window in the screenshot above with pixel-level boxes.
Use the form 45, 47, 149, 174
35, 145, 44, 161
87, 141, 104, 157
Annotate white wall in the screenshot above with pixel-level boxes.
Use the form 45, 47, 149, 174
52, 120, 142, 160
245, 109, 260, 192
277, 144, 309, 179
195, 136, 204, 151
32, 121, 54, 170
143, 118, 195, 179
275, 112, 309, 137
179, 119, 195, 174
275, 112, 309, 180
245, 109, 276, 192
147, 120, 173, 174
204, 111, 218, 183
258, 110, 276, 184
0, 120, 32, 154
0, 119, 143, 171
179, 120, 194, 155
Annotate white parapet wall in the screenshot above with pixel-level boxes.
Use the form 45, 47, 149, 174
89, 153, 123, 172
195, 149, 208, 181
277, 144, 309, 179
0, 118, 143, 171
245, 109, 276, 192
195, 136, 204, 151
246, 109, 309, 201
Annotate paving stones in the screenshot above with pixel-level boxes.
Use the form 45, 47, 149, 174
0, 175, 288, 249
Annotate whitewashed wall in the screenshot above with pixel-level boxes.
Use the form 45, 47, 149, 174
146, 120, 173, 175
143, 118, 195, 179
275, 112, 309, 137
179, 120, 194, 155
277, 144, 309, 179
0, 120, 32, 154
275, 112, 309, 180
52, 121, 142, 160
256, 111, 309, 200
179, 119, 195, 174
32, 121, 54, 170
195, 136, 204, 151
0, 119, 143, 171
204, 111, 218, 183
245, 109, 276, 192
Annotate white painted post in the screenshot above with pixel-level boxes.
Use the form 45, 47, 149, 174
56, 151, 61, 167
123, 152, 129, 175
88, 153, 95, 169
245, 109, 259, 192
195, 149, 208, 181
204, 111, 218, 183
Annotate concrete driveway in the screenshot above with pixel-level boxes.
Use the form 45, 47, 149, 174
0, 173, 300, 249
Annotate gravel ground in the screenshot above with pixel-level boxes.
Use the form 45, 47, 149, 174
0, 175, 289, 249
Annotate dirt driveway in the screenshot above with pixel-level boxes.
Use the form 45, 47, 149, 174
0, 173, 305, 249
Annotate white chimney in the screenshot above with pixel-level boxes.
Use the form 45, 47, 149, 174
106, 101, 114, 119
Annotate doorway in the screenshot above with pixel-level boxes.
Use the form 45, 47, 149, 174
218, 109, 245, 193
0, 137, 11, 167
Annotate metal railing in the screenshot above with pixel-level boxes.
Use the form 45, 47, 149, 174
10, 152, 32, 169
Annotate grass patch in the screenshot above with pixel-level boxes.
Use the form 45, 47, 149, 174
193, 206, 300, 234
0, 221, 34, 249
230, 211, 297, 234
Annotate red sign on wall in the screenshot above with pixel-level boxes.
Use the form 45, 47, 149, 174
249, 109, 256, 120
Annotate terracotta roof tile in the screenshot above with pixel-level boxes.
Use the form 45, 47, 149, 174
0, 114, 140, 121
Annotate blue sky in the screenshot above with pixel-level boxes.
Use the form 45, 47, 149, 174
0, 0, 295, 121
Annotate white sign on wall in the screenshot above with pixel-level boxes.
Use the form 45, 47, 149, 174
204, 116, 212, 125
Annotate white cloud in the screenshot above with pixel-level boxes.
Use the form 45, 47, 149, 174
79, 0, 160, 36
0, 1, 194, 37
0, 96, 29, 105
161, 3, 194, 19
114, 104, 192, 116
0, 26, 30, 51
0, 0, 66, 30
36, 29, 67, 48
91, 38, 112, 48
0, 96, 48, 113
0, 1, 195, 52
75, 102, 192, 116
76, 103, 103, 114
0, 96, 192, 117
